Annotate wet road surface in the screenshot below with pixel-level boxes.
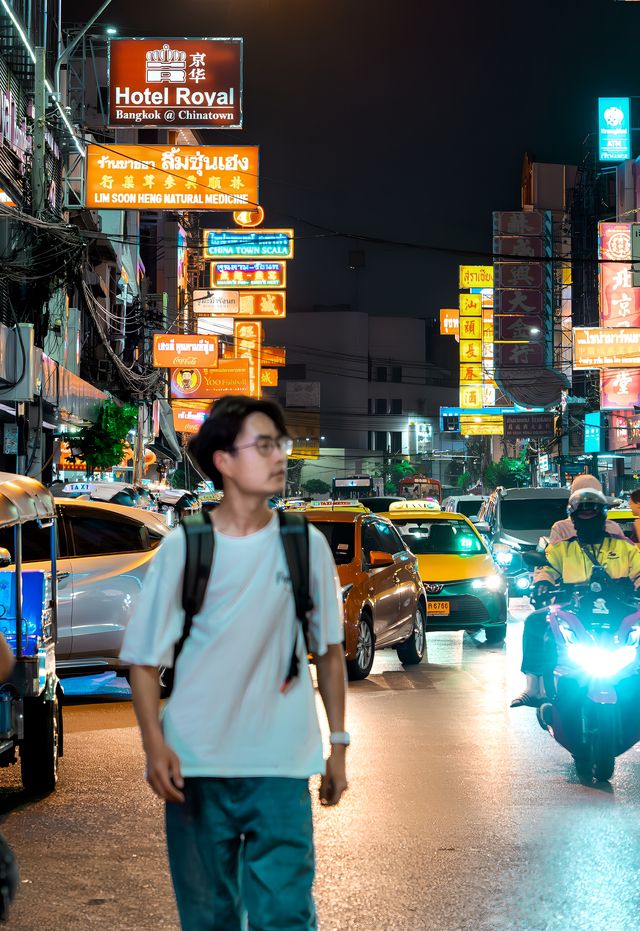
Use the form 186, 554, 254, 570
4, 601, 640, 930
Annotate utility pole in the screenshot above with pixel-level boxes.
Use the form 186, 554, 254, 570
32, 47, 47, 216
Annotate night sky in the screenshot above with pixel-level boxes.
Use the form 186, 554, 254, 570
65, 0, 640, 343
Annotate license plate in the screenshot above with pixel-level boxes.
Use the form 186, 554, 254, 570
428, 600, 450, 616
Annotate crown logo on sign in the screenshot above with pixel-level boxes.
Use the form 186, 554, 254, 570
146, 44, 187, 84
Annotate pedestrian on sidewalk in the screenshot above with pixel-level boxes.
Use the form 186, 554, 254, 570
121, 396, 348, 931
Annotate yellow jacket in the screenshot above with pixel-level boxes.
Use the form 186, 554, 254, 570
534, 535, 640, 589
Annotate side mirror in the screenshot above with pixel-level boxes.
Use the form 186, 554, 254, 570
368, 550, 394, 568
0, 548, 11, 568
474, 521, 491, 535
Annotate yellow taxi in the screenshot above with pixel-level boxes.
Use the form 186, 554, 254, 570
608, 507, 637, 541
305, 507, 427, 679
375, 501, 508, 643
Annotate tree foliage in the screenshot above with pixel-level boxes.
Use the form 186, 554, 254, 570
67, 401, 138, 477
483, 455, 529, 490
303, 478, 331, 495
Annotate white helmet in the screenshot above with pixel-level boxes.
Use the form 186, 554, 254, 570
567, 487, 608, 517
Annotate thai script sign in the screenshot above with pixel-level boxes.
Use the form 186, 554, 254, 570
262, 346, 286, 367
460, 415, 504, 436
193, 289, 286, 318
153, 333, 219, 368
109, 38, 243, 128
203, 229, 294, 259
503, 413, 555, 439
598, 97, 630, 162
193, 290, 240, 316
440, 308, 459, 337
573, 327, 640, 368
459, 266, 493, 289
170, 358, 250, 399
86, 144, 258, 209
172, 401, 210, 434
211, 261, 286, 289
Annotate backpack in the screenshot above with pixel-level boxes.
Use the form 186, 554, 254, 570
161, 510, 313, 697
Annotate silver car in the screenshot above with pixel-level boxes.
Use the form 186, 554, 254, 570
0, 498, 170, 675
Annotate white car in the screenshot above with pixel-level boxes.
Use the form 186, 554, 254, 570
0, 498, 170, 675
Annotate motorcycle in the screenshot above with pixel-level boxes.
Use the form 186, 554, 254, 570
525, 553, 640, 782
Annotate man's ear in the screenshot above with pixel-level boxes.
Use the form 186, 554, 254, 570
213, 448, 231, 480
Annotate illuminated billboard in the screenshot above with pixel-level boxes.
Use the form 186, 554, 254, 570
170, 358, 250, 398
573, 326, 640, 368
203, 229, 294, 259
459, 266, 493, 289
86, 144, 258, 210
211, 261, 286, 289
108, 38, 243, 128
153, 333, 219, 368
598, 97, 630, 162
193, 290, 286, 318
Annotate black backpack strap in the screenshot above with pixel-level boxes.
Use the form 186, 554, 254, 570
278, 511, 313, 691
162, 510, 215, 697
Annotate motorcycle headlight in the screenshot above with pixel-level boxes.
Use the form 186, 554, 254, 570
567, 643, 637, 678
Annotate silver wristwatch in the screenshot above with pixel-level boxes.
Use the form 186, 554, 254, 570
329, 731, 351, 747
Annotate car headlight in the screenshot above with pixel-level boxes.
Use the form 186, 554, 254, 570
567, 643, 637, 678
494, 550, 514, 568
341, 584, 353, 603
471, 574, 506, 593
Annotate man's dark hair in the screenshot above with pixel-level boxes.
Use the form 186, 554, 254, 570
188, 395, 289, 488
630, 489, 640, 505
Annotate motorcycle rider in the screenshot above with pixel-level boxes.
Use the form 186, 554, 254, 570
511, 487, 640, 708
546, 474, 624, 545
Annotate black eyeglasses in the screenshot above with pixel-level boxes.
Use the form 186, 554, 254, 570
230, 435, 294, 457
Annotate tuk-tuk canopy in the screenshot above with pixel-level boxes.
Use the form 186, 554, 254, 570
0, 473, 56, 527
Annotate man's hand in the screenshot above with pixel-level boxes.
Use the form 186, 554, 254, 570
532, 581, 553, 608
319, 746, 348, 806
145, 739, 185, 803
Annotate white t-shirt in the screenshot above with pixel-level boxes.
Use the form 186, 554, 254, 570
120, 514, 344, 778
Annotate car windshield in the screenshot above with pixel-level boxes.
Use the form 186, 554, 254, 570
312, 522, 355, 565
501, 497, 568, 532
390, 519, 485, 555
456, 499, 482, 518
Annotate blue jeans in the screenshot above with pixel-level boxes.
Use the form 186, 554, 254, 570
165, 777, 316, 931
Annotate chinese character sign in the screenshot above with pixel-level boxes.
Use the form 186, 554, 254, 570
601, 369, 640, 409
599, 222, 632, 262
599, 263, 640, 327
86, 144, 258, 210
598, 97, 630, 162
108, 38, 243, 128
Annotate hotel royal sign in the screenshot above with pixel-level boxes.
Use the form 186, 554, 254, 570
108, 39, 243, 128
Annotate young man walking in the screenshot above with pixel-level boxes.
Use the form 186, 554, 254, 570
121, 396, 348, 931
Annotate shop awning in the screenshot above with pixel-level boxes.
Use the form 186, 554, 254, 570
147, 399, 183, 462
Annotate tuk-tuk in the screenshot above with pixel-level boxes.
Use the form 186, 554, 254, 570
0, 474, 61, 793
